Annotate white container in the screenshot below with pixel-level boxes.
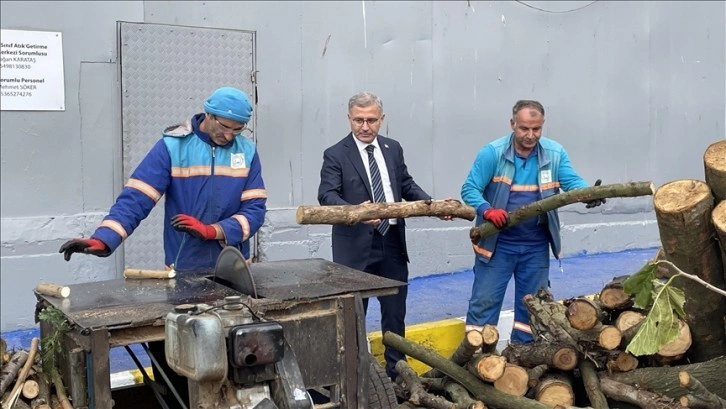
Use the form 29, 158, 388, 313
165, 310, 227, 381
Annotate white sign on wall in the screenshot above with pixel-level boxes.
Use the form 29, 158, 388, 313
0, 29, 65, 111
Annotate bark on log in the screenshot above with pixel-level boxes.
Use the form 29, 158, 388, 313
600, 356, 726, 400
50, 370, 73, 409
653, 179, 726, 362
396, 360, 455, 409
297, 199, 476, 224
480, 325, 500, 355
580, 360, 609, 409
443, 379, 487, 409
526, 365, 548, 389
599, 378, 679, 409
578, 324, 622, 351
0, 351, 28, 396
468, 354, 507, 383
679, 370, 726, 409
704, 140, 726, 202
470, 182, 655, 243
713, 201, 726, 282
564, 297, 605, 331
523, 290, 580, 349
534, 373, 575, 408
423, 330, 483, 378
34, 284, 70, 299
382, 331, 555, 409
598, 276, 634, 311
13, 398, 31, 409
501, 342, 578, 371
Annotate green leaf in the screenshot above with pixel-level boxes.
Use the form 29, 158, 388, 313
624, 262, 657, 308
626, 278, 686, 356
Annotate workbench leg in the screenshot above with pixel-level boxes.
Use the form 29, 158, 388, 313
89, 328, 113, 409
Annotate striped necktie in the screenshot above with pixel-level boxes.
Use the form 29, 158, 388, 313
365, 144, 390, 236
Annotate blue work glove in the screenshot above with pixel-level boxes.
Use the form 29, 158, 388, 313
59, 238, 111, 261
585, 179, 607, 209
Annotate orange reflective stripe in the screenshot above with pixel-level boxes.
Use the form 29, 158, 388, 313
510, 184, 539, 192
541, 182, 560, 190
125, 178, 162, 202
232, 215, 250, 240
491, 176, 512, 185
99, 220, 128, 240
241, 189, 267, 201
171, 166, 211, 177
512, 321, 532, 334
214, 166, 250, 177
472, 244, 492, 258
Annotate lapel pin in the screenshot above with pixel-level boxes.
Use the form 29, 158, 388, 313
384, 144, 389, 149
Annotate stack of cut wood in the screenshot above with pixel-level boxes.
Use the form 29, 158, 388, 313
383, 281, 725, 408
0, 337, 73, 409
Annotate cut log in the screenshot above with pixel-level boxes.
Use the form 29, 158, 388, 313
382, 331, 555, 409
656, 320, 691, 359
422, 330, 483, 378
22, 379, 39, 400
600, 356, 726, 400
0, 350, 28, 396
468, 354, 507, 383
501, 342, 578, 371
580, 360, 609, 409
679, 370, 726, 409
704, 139, 726, 201
34, 283, 70, 299
493, 364, 529, 397
526, 365, 548, 389
579, 324, 622, 351
606, 352, 639, 373
443, 379, 487, 409
523, 290, 580, 349
297, 199, 476, 224
396, 360, 455, 409
713, 201, 726, 283
614, 311, 646, 334
653, 179, 726, 362
30, 373, 49, 409
470, 181, 655, 243
599, 276, 634, 310
564, 297, 604, 331
653, 247, 679, 279
50, 370, 73, 409
534, 373, 575, 408
599, 378, 679, 409
480, 325, 500, 354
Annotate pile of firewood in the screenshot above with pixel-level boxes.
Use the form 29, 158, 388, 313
381, 139, 726, 409
0, 337, 73, 409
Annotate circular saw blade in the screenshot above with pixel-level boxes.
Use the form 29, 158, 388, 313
213, 246, 257, 298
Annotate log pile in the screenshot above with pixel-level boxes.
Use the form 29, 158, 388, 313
0, 337, 73, 409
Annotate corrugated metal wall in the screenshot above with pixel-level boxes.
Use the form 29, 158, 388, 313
1, 1, 724, 330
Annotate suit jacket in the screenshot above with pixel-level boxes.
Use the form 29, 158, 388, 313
318, 133, 432, 271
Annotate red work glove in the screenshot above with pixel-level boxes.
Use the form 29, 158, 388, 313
171, 214, 218, 240
483, 208, 509, 228
59, 238, 111, 261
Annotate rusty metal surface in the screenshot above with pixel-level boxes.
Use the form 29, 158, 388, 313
250, 258, 404, 300
37, 259, 403, 331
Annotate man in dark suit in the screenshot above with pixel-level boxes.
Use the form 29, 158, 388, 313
317, 91, 435, 380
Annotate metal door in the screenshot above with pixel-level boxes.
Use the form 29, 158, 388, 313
118, 21, 256, 269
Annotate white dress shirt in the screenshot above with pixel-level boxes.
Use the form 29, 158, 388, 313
353, 136, 397, 225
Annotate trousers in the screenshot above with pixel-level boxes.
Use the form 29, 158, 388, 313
466, 243, 550, 343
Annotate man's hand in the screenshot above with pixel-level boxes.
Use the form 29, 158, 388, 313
585, 179, 607, 209
483, 208, 509, 228
438, 197, 455, 221
59, 238, 111, 261
171, 214, 218, 240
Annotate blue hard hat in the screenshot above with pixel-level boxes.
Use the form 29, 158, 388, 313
204, 87, 253, 124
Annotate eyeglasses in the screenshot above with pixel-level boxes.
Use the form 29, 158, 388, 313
351, 118, 380, 127
213, 115, 246, 136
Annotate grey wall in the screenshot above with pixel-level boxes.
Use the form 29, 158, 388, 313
1, 1, 724, 331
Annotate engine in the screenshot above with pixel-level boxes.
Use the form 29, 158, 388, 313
165, 295, 313, 409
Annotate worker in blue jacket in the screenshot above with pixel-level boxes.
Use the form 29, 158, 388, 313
460, 100, 604, 344
59, 87, 267, 271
